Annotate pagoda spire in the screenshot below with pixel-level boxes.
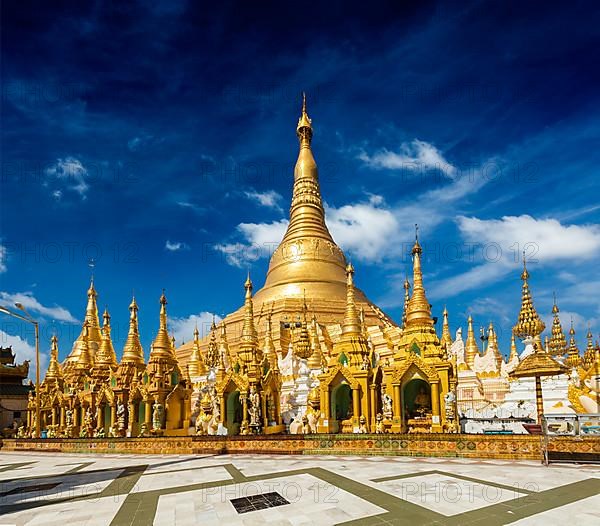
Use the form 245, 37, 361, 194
441, 307, 453, 350
45, 335, 63, 381
260, 94, 348, 298
97, 308, 117, 367
508, 332, 519, 362
238, 275, 258, 365
206, 317, 218, 369
149, 290, 176, 361
548, 293, 567, 357
405, 226, 433, 328
263, 308, 278, 370
76, 321, 93, 371
401, 277, 410, 328
308, 313, 324, 370
513, 256, 545, 340
465, 315, 479, 368
565, 319, 581, 368
583, 324, 595, 369
188, 323, 207, 376
218, 321, 231, 369
341, 263, 362, 337
120, 296, 145, 366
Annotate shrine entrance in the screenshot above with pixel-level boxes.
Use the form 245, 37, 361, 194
403, 378, 431, 418
226, 391, 243, 435
331, 382, 352, 432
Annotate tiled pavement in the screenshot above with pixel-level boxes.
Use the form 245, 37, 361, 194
0, 452, 598, 525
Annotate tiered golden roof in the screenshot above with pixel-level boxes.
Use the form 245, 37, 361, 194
188, 324, 207, 377
583, 325, 595, 370
307, 313, 324, 369
508, 332, 519, 362
464, 315, 479, 368
404, 231, 433, 329
45, 335, 63, 381
263, 309, 279, 370
548, 295, 567, 357
238, 275, 259, 365
401, 277, 410, 328
565, 319, 581, 368
119, 296, 145, 366
295, 297, 312, 360
513, 259, 545, 339
96, 309, 117, 368
510, 340, 567, 378
148, 291, 179, 366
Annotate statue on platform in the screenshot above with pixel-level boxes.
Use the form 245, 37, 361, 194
152, 399, 164, 431
382, 391, 393, 419
414, 386, 431, 413
65, 408, 73, 427
301, 414, 310, 434
84, 407, 94, 435
357, 415, 369, 434
95, 427, 106, 438
361, 354, 370, 370
117, 401, 126, 433
138, 423, 149, 437
375, 413, 385, 434
195, 391, 219, 436
248, 387, 261, 428
17, 424, 26, 438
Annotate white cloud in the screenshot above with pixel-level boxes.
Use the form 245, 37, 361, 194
165, 240, 190, 252
45, 157, 89, 197
0, 291, 78, 323
169, 312, 221, 345
456, 215, 600, 262
244, 190, 283, 212
359, 139, 456, 178
0, 329, 48, 384
325, 196, 400, 262
0, 244, 6, 273
428, 216, 600, 299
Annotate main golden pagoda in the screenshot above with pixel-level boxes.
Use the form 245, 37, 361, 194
24, 96, 597, 440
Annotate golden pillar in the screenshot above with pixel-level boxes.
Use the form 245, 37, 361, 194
431, 382, 441, 431
144, 400, 152, 428
220, 396, 226, 424
535, 376, 544, 423
241, 392, 248, 425
393, 384, 401, 418
352, 387, 360, 419
51, 407, 57, 426
323, 388, 331, 419
60, 407, 66, 429
369, 385, 377, 427
110, 404, 117, 429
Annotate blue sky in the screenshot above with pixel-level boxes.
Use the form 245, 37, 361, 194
2, 1, 600, 380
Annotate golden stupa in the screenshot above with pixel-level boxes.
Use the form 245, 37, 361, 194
176, 95, 398, 363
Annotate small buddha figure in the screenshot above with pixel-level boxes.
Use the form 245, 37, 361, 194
414, 386, 431, 415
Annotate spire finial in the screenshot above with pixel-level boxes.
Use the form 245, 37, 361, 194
296, 92, 313, 144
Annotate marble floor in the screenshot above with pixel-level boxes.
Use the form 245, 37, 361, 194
0, 452, 598, 525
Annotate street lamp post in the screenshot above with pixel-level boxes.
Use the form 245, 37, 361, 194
0, 304, 41, 438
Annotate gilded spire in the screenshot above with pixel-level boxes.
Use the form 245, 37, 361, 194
76, 321, 93, 370
84, 277, 102, 345
218, 322, 231, 369
565, 318, 580, 368
150, 291, 176, 360
188, 323, 207, 376
513, 257, 545, 339
402, 277, 410, 328
295, 294, 312, 359
307, 313, 324, 369
549, 293, 567, 357
441, 307, 453, 350
341, 263, 362, 336
97, 308, 117, 367
260, 94, 348, 297
465, 315, 480, 368
238, 275, 258, 364
120, 296, 145, 366
583, 324, 595, 369
206, 317, 218, 369
45, 335, 63, 381
263, 308, 278, 370
405, 226, 433, 328
508, 332, 519, 362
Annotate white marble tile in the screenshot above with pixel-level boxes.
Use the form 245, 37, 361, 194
131, 465, 231, 493
507, 493, 600, 525
377, 472, 525, 516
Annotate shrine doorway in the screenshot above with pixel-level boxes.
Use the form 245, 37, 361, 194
226, 391, 243, 435
403, 378, 431, 418
331, 382, 352, 430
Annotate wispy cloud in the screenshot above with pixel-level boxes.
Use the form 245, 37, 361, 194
0, 291, 79, 323
0, 244, 6, 274
165, 240, 190, 252
428, 215, 600, 299
169, 312, 221, 344
244, 190, 284, 213
358, 139, 456, 178
45, 157, 89, 198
